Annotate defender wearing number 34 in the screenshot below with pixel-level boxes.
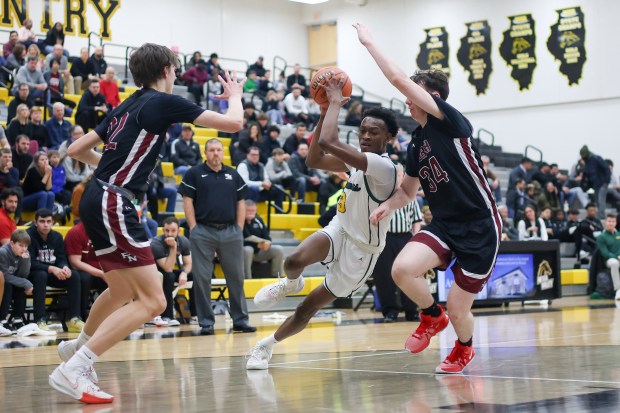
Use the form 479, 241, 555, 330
356, 22, 501, 374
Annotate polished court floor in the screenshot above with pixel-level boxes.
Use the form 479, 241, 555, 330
1, 296, 619, 412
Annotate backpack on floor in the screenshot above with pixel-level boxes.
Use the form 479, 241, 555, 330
174, 294, 192, 324
595, 271, 615, 299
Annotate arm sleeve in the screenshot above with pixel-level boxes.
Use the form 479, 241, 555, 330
54, 234, 69, 268
0, 252, 9, 275
405, 143, 419, 178
94, 114, 112, 143
150, 238, 167, 260
282, 136, 295, 155
14, 68, 32, 87
234, 170, 248, 201
179, 236, 191, 256
428, 95, 473, 139
34, 71, 46, 85
178, 169, 197, 199
79, 93, 97, 112
259, 218, 271, 241
289, 157, 308, 179
237, 163, 262, 189
0, 220, 13, 241
517, 220, 527, 240
195, 143, 203, 163
170, 141, 187, 167
62, 156, 82, 182
5, 269, 33, 290
64, 228, 83, 256
16, 256, 31, 279
264, 159, 276, 179
597, 235, 615, 260
539, 219, 549, 241
87, 60, 97, 76
22, 169, 46, 194
142, 94, 205, 132
28, 241, 51, 273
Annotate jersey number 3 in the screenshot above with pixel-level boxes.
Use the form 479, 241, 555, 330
337, 192, 347, 213
419, 156, 449, 192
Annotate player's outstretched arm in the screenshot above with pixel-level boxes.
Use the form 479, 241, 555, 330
369, 175, 420, 225
353, 23, 443, 120
317, 75, 369, 172
67, 130, 103, 167
192, 69, 245, 133
306, 109, 348, 173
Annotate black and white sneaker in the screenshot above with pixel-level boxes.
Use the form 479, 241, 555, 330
11, 318, 25, 330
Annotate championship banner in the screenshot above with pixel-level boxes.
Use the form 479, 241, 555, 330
547, 7, 586, 85
499, 14, 537, 90
416, 26, 450, 76
457, 20, 492, 95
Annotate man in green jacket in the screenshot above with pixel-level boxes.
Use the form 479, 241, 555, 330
596, 213, 620, 300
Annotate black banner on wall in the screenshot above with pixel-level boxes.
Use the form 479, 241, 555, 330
416, 27, 450, 76
547, 7, 586, 85
499, 14, 537, 90
457, 20, 492, 95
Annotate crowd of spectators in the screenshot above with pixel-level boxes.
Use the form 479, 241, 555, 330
2, 25, 620, 333
486, 143, 620, 299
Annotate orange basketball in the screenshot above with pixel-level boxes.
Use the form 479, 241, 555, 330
310, 66, 352, 108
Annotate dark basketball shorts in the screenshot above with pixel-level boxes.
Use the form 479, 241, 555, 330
80, 181, 155, 272
410, 212, 501, 294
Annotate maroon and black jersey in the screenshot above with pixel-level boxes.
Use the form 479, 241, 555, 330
93, 88, 204, 194
405, 95, 497, 221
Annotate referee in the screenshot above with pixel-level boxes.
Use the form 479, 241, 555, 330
179, 138, 256, 335
372, 166, 422, 323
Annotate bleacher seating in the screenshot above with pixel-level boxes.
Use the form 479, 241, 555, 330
0, 37, 607, 315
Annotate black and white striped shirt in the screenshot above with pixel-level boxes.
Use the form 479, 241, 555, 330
388, 200, 422, 234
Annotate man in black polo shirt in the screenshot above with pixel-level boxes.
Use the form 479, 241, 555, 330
178, 138, 256, 335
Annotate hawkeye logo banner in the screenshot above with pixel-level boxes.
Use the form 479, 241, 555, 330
457, 20, 492, 95
499, 14, 537, 91
547, 7, 586, 86
416, 26, 450, 77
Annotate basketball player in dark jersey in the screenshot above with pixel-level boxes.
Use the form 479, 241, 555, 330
48, 43, 245, 403
355, 23, 501, 374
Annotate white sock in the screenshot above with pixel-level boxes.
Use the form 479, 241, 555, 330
76, 330, 91, 350
65, 346, 98, 370
258, 334, 278, 349
287, 276, 302, 285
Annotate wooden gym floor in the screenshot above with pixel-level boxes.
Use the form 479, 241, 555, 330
1, 296, 619, 412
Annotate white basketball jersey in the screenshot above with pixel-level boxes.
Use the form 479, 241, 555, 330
336, 152, 398, 249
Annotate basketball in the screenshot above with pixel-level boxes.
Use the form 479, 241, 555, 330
310, 66, 352, 107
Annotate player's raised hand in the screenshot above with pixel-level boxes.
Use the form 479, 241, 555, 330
353, 23, 373, 46
318, 75, 350, 107
369, 203, 390, 226
215, 69, 245, 100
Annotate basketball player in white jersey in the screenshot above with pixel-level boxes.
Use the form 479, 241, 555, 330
246, 75, 398, 369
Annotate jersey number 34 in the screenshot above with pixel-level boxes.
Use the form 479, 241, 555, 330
419, 156, 449, 192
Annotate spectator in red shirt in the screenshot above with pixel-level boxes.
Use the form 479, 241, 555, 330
64, 222, 107, 320
182, 59, 209, 105
99, 67, 121, 108
0, 187, 19, 319
2, 30, 18, 59
0, 188, 19, 246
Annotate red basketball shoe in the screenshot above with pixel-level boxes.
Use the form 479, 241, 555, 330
404, 307, 449, 353
435, 341, 475, 374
